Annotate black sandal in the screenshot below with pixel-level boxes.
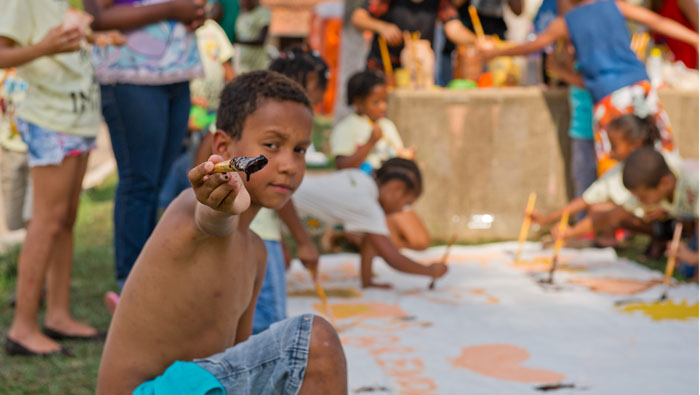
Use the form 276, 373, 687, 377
42, 327, 106, 342
5, 337, 74, 357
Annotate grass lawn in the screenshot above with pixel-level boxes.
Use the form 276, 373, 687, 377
0, 173, 685, 393
0, 175, 117, 394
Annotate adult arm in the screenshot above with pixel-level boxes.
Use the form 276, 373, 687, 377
480, 17, 568, 59
677, 0, 698, 30
0, 27, 82, 69
444, 19, 477, 45
617, 1, 699, 47
545, 51, 585, 87
368, 233, 446, 277
351, 8, 403, 46
83, 0, 205, 31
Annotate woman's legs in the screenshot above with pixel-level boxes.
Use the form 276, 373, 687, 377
44, 154, 96, 336
101, 82, 189, 287
8, 155, 92, 352
387, 209, 430, 251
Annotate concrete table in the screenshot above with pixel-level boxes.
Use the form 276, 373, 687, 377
387, 87, 698, 242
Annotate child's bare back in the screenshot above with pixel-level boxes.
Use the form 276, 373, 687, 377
97, 187, 265, 394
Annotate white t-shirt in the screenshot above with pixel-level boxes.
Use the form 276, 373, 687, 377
190, 20, 234, 111
292, 169, 390, 236
583, 150, 683, 218
660, 159, 698, 220
0, 0, 101, 137
330, 113, 404, 169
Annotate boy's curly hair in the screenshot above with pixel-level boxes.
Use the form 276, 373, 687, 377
375, 158, 423, 196
217, 70, 311, 139
622, 147, 672, 190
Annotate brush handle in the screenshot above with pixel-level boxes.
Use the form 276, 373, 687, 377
664, 223, 684, 285
515, 192, 537, 262
468, 6, 485, 39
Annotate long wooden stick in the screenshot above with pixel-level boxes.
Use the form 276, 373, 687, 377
429, 234, 457, 290
664, 223, 684, 286
514, 192, 537, 263
547, 208, 570, 283
377, 36, 393, 78
468, 6, 485, 39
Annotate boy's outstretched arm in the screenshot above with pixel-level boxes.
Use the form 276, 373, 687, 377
617, 1, 699, 48
479, 18, 568, 60
368, 233, 447, 278
277, 201, 320, 279
188, 155, 251, 237
532, 197, 590, 225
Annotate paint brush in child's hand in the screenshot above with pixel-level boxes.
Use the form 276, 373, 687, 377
547, 209, 569, 284
310, 269, 336, 325
211, 155, 268, 181
429, 235, 457, 290
514, 192, 537, 263
659, 222, 683, 301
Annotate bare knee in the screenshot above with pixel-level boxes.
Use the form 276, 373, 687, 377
301, 315, 347, 394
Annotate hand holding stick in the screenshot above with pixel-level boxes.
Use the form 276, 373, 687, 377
514, 192, 537, 263
547, 209, 570, 283
211, 155, 268, 181
659, 222, 683, 300
429, 235, 457, 289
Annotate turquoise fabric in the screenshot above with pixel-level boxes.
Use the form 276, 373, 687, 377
568, 85, 594, 140
133, 361, 224, 395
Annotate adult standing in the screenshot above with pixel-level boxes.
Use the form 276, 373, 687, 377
352, 0, 476, 71
85, 0, 205, 288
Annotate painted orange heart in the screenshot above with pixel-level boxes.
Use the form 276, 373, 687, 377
448, 344, 565, 384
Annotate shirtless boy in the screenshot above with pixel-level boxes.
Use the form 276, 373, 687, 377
97, 71, 347, 394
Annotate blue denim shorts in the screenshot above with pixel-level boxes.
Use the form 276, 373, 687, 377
16, 118, 96, 167
193, 314, 314, 394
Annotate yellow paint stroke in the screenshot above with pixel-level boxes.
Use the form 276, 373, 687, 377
313, 302, 408, 320
289, 287, 363, 299
510, 256, 584, 273
569, 278, 662, 295
618, 300, 699, 321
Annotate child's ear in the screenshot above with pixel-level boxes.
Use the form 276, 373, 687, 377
211, 130, 233, 158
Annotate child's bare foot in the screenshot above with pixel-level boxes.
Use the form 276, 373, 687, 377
104, 291, 120, 315
6, 328, 62, 354
362, 281, 393, 289
44, 316, 98, 338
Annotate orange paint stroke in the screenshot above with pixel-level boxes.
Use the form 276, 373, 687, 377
511, 256, 583, 273
448, 344, 565, 384
314, 302, 408, 320
569, 277, 663, 295
487, 296, 500, 304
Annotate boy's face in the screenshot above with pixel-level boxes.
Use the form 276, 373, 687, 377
213, 99, 313, 210
378, 180, 418, 215
609, 131, 641, 162
355, 85, 388, 121
630, 174, 675, 206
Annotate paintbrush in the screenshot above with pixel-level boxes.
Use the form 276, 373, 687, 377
211, 155, 268, 181
547, 209, 570, 283
659, 222, 683, 301
310, 269, 336, 325
468, 6, 485, 39
429, 235, 457, 290
514, 192, 537, 263
377, 36, 394, 80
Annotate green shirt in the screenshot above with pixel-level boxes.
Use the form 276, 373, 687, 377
210, 0, 240, 44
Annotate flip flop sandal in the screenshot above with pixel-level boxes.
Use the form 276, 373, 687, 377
5, 337, 74, 357
42, 327, 106, 342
